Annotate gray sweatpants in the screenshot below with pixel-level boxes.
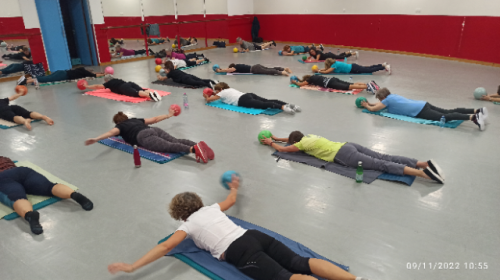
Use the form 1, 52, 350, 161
334, 143, 417, 175
250, 64, 284, 75
136, 127, 196, 154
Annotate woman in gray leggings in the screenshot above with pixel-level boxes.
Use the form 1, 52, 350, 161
260, 131, 445, 184
84, 111, 214, 164
215, 63, 292, 76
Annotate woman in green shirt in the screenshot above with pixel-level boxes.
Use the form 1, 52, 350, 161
260, 131, 444, 184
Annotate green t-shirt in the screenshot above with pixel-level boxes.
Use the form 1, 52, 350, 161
293, 134, 346, 162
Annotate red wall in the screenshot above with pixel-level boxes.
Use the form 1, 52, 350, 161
256, 14, 500, 64
0, 17, 26, 39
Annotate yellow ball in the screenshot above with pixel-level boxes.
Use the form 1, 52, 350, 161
311, 65, 318, 71
155, 65, 162, 73
172, 44, 176, 48
233, 47, 238, 53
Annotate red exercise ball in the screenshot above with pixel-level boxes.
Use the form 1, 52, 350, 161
203, 87, 214, 97
170, 104, 181, 116
77, 79, 88, 90
15, 85, 28, 96
155, 58, 162, 65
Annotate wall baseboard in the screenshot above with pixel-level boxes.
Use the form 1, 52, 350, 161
274, 40, 500, 68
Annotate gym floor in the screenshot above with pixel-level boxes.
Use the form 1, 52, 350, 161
0, 44, 499, 280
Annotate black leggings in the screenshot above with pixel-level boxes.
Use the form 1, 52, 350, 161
226, 230, 312, 280
183, 59, 197, 67
178, 75, 214, 87
2, 53, 27, 60
134, 50, 147, 55
0, 104, 32, 122
327, 77, 352, 90
415, 103, 474, 121
185, 53, 201, 59
324, 52, 351, 60
238, 93, 286, 110
350, 63, 385, 74
67, 67, 97, 80
116, 82, 145, 97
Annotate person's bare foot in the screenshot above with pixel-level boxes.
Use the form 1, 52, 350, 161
282, 71, 289, 76
43, 116, 54, 125
285, 67, 292, 74
24, 119, 32, 130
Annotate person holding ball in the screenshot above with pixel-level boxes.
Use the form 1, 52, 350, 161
84, 111, 214, 163
107, 176, 372, 280
479, 85, 500, 103
82, 74, 162, 101
0, 89, 54, 130
260, 131, 446, 184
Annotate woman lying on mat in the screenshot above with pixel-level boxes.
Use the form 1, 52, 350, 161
109, 38, 124, 45
261, 131, 445, 184
214, 63, 292, 76
84, 111, 214, 163
292, 75, 379, 93
163, 49, 204, 60
1, 46, 32, 62
308, 48, 358, 61
0, 89, 54, 130
0, 62, 27, 76
315, 58, 390, 75
480, 85, 500, 103
237, 37, 276, 52
24, 67, 105, 87
174, 36, 197, 48
204, 82, 300, 114
279, 44, 323, 56
147, 37, 168, 45
111, 45, 152, 58
108, 179, 371, 280
362, 88, 487, 131
157, 61, 218, 88
82, 75, 162, 101
170, 56, 209, 69
0, 156, 93, 235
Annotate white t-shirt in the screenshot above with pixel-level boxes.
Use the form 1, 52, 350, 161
171, 58, 187, 69
216, 88, 245, 106
176, 203, 247, 259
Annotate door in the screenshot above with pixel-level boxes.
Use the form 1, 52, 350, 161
67, 0, 98, 66
35, 0, 72, 71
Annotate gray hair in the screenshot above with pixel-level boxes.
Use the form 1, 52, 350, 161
236, 37, 242, 41
104, 74, 114, 82
375, 87, 391, 100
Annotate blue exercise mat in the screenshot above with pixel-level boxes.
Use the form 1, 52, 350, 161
0, 119, 41, 129
272, 150, 415, 185
314, 72, 372, 75
158, 216, 349, 280
178, 61, 210, 71
98, 136, 186, 164
362, 109, 464, 128
206, 100, 282, 116
215, 72, 269, 76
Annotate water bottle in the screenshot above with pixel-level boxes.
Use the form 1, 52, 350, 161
349, 76, 353, 83
133, 145, 141, 168
356, 161, 363, 183
183, 93, 189, 109
440, 116, 446, 127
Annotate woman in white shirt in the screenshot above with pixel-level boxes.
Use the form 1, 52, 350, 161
171, 57, 208, 69
108, 177, 369, 280
204, 82, 300, 114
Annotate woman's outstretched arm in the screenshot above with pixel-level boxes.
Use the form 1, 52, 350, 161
292, 80, 309, 87
362, 101, 386, 111
271, 135, 289, 142
317, 67, 334, 74
215, 67, 236, 73
218, 176, 240, 211
144, 109, 175, 125
85, 128, 120, 145
108, 230, 187, 274
204, 94, 220, 103
85, 84, 106, 90
8, 92, 23, 101
260, 136, 300, 153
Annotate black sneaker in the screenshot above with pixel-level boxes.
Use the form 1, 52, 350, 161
366, 83, 375, 94
427, 159, 445, 180
17, 75, 26, 85
272, 40, 277, 47
149, 48, 155, 55
204, 58, 210, 63
371, 80, 380, 91
424, 168, 444, 184
25, 210, 43, 235
149, 91, 160, 102
472, 113, 485, 131
319, 44, 324, 51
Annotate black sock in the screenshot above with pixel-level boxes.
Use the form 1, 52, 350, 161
70, 192, 93, 211
24, 211, 43, 235
471, 114, 477, 121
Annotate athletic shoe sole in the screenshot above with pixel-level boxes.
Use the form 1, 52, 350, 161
427, 159, 445, 180
149, 92, 160, 102
366, 83, 375, 94
198, 141, 214, 160
476, 113, 485, 131
371, 80, 380, 91
154, 91, 162, 101
194, 144, 208, 163
424, 168, 444, 184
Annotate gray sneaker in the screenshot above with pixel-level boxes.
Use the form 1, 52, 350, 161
282, 104, 295, 114
289, 104, 301, 112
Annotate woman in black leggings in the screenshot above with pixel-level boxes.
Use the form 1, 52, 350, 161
107, 179, 370, 280
0, 156, 93, 235
157, 61, 217, 88
83, 75, 162, 101
0, 90, 54, 130
316, 58, 391, 75
25, 67, 105, 87
362, 88, 488, 131
204, 82, 300, 114
292, 74, 379, 93
308, 48, 358, 61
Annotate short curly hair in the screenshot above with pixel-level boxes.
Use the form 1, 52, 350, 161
169, 192, 204, 221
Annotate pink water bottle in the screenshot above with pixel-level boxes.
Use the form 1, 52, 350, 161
133, 145, 141, 168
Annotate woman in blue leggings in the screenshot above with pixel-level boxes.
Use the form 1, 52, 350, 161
0, 157, 93, 235
0, 63, 24, 76
25, 67, 105, 87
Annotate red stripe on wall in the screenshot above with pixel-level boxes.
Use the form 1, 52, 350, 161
0, 17, 27, 39
256, 14, 500, 64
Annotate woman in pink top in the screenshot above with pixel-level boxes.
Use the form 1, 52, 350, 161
164, 49, 205, 61
107, 177, 371, 280
111, 45, 150, 58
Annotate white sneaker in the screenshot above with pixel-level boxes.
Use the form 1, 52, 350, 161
355, 51, 359, 59
474, 113, 485, 131
479, 107, 488, 121
209, 82, 215, 90
17, 75, 26, 85
34, 79, 39, 90
149, 91, 160, 102
154, 91, 162, 101
282, 104, 295, 114
382, 62, 387, 67
385, 65, 391, 75
289, 104, 301, 112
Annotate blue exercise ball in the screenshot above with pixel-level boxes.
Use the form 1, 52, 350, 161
278, 50, 283, 56
212, 64, 220, 72
290, 75, 299, 82
473, 87, 486, 100
159, 69, 166, 77
220, 170, 240, 190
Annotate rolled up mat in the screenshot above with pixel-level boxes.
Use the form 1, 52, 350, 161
206, 100, 282, 116
362, 109, 464, 128
158, 216, 349, 280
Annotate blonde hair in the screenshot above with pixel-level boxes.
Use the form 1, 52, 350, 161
324, 58, 335, 69
169, 192, 204, 221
